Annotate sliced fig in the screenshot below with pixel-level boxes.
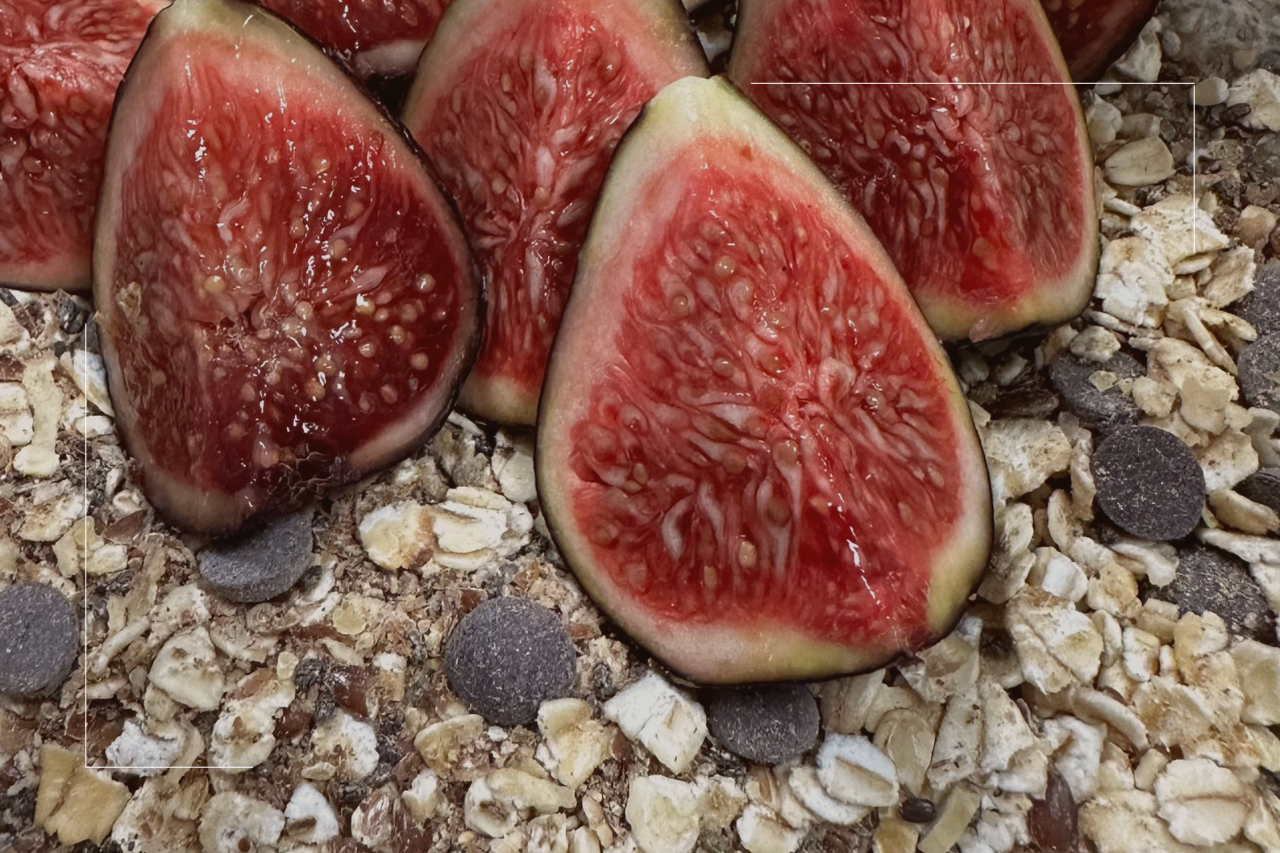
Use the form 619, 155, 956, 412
0, 0, 166, 293
1040, 0, 1159, 82
728, 0, 1098, 342
402, 0, 708, 425
94, 0, 480, 535
257, 0, 449, 78
537, 77, 992, 684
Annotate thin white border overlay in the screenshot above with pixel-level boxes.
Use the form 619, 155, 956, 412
78, 80, 1200, 771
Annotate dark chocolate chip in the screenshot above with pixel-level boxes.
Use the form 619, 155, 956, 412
1092, 425, 1205, 540
1236, 261, 1280, 336
706, 683, 819, 765
1239, 334, 1280, 413
1238, 468, 1280, 514
444, 597, 576, 726
0, 583, 79, 698
1029, 771, 1079, 853
1152, 544, 1276, 642
1048, 352, 1143, 433
899, 796, 936, 823
197, 508, 315, 603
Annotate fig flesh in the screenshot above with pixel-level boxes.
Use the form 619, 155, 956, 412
728, 0, 1099, 341
0, 0, 166, 293
94, 0, 481, 535
538, 77, 992, 684
402, 0, 708, 425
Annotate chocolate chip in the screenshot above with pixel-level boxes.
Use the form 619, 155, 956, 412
1236, 261, 1280, 336
706, 683, 819, 764
899, 796, 936, 823
197, 507, 315, 603
1029, 771, 1078, 853
1239, 334, 1280, 413
1092, 425, 1205, 540
1048, 352, 1143, 433
1238, 468, 1280, 514
0, 583, 79, 698
444, 597, 576, 726
1153, 545, 1276, 642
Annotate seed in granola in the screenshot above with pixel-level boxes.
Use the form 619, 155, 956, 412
444, 597, 576, 726
1092, 425, 1205, 540
1235, 260, 1280, 336
1029, 771, 1078, 853
0, 583, 78, 698
1149, 544, 1276, 642
705, 683, 819, 765
1047, 351, 1143, 433
197, 507, 315, 603
1238, 333, 1280, 413
899, 796, 936, 823
1237, 467, 1280, 514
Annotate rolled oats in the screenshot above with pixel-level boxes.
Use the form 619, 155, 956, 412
818, 669, 885, 735
1231, 640, 1280, 725
149, 628, 226, 711
784, 766, 868, 826
982, 420, 1073, 505
917, 784, 982, 853
814, 734, 898, 808
624, 776, 700, 853
36, 744, 131, 846
537, 698, 615, 789
197, 792, 285, 853
872, 707, 935, 796
603, 672, 707, 775
1154, 757, 1250, 845
283, 783, 340, 845
871, 815, 919, 853
1007, 587, 1104, 694
1227, 68, 1280, 131
311, 709, 380, 781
